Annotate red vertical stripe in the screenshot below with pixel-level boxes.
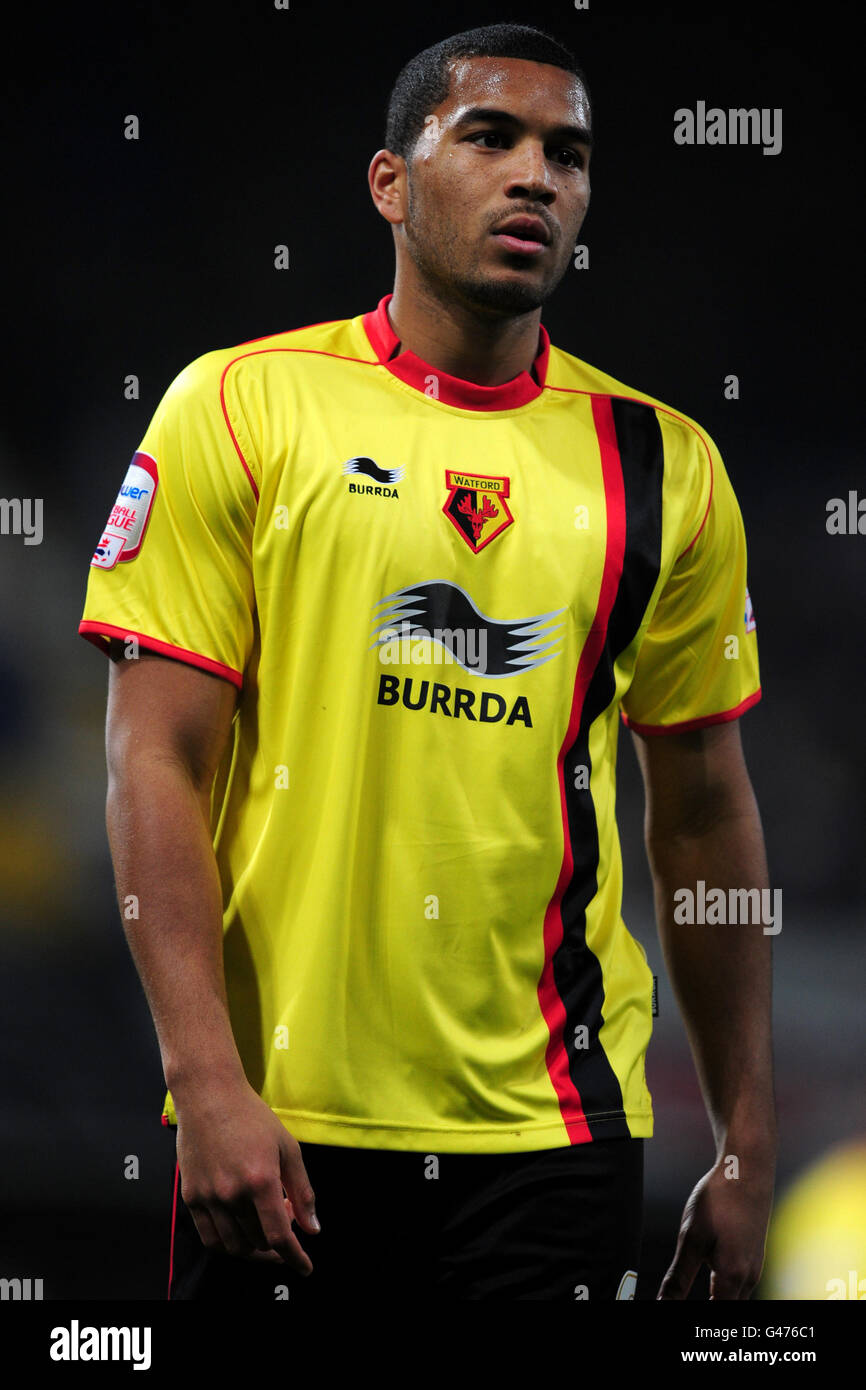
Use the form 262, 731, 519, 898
537, 394, 627, 1142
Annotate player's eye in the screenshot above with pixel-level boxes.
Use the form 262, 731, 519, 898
467, 130, 510, 149
467, 131, 584, 169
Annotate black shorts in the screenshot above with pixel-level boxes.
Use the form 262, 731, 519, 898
166, 1129, 643, 1302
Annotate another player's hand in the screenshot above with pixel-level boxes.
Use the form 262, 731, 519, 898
174, 1078, 321, 1274
657, 1156, 774, 1300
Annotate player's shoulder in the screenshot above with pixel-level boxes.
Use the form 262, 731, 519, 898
546, 338, 719, 462
225, 312, 359, 362
166, 312, 361, 397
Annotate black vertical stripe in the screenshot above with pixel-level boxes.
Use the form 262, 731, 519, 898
553, 397, 665, 1138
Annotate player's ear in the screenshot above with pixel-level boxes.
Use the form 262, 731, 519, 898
368, 148, 406, 227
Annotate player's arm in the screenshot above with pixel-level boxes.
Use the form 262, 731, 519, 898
105, 641, 320, 1271
631, 719, 776, 1301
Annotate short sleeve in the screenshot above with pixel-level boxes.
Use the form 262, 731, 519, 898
620, 427, 761, 735
78, 352, 258, 687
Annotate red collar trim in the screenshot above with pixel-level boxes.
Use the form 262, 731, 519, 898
362, 293, 549, 411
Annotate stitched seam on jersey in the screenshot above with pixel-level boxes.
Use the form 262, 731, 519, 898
265, 1108, 651, 1134
545, 384, 716, 559
216, 347, 716, 544
78, 621, 243, 688
156, 1100, 653, 1129
217, 346, 384, 501
220, 343, 548, 427
218, 358, 261, 501
622, 688, 762, 734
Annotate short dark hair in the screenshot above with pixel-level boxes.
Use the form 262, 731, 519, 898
385, 23, 590, 164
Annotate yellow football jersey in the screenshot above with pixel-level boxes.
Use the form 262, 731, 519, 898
79, 294, 761, 1152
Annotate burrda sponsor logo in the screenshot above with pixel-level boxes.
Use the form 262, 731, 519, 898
370, 580, 566, 728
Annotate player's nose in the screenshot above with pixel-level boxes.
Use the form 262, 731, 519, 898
503, 140, 557, 200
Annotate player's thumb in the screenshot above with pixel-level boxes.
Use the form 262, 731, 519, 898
278, 1138, 321, 1234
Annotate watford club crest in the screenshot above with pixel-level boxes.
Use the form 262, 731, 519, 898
443, 470, 514, 553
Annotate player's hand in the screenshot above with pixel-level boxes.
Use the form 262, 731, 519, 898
657, 1156, 775, 1300
174, 1077, 321, 1274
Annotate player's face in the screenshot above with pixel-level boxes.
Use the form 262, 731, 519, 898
402, 56, 591, 316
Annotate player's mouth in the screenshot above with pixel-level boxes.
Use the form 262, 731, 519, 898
490, 216, 551, 257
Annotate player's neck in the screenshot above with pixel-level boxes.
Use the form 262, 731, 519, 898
386, 276, 542, 387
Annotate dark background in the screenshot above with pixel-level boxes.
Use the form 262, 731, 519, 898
0, 0, 863, 1302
